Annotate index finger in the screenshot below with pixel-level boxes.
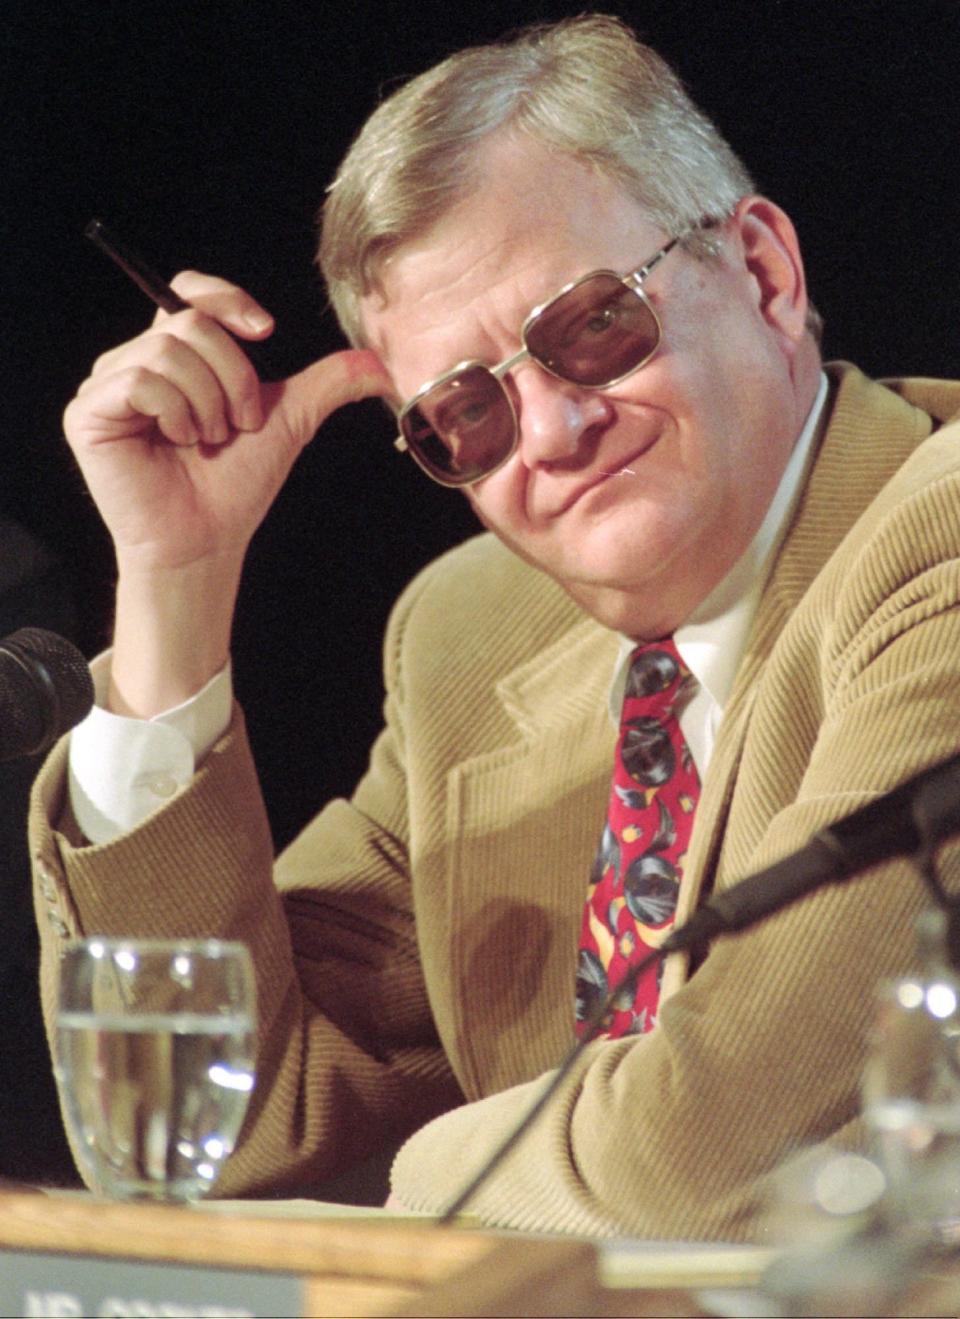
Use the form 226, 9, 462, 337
163, 270, 275, 342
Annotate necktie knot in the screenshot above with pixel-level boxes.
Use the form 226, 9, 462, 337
624, 637, 695, 716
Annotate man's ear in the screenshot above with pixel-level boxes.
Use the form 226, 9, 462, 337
731, 195, 810, 345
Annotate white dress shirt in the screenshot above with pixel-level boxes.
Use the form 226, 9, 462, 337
69, 660, 232, 844
70, 374, 828, 845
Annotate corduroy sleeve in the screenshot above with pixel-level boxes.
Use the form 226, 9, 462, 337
31, 586, 464, 1196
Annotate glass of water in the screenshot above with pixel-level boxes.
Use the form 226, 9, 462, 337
862, 907, 960, 1242
55, 938, 256, 1202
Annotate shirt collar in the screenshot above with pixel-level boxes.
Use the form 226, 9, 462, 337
609, 370, 830, 722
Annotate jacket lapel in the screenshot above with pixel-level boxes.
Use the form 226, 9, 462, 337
439, 618, 619, 1097
662, 364, 939, 999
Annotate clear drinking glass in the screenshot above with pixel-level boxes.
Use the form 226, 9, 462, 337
862, 907, 960, 1243
55, 938, 256, 1202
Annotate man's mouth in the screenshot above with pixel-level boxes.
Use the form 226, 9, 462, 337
551, 438, 657, 516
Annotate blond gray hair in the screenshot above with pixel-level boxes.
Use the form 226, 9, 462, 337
318, 16, 764, 345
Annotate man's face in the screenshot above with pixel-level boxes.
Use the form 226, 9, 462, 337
361, 137, 815, 636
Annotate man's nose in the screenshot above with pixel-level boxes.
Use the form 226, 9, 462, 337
511, 364, 614, 469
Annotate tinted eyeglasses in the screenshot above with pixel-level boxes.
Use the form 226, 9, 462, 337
394, 232, 687, 487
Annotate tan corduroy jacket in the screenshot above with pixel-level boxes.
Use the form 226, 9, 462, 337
31, 363, 960, 1240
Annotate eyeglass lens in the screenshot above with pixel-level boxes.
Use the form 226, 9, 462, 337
524, 273, 659, 386
400, 272, 661, 486
404, 364, 517, 486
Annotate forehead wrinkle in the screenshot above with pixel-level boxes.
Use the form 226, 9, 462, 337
361, 139, 666, 382
385, 225, 574, 332
374, 143, 641, 331
369, 238, 576, 376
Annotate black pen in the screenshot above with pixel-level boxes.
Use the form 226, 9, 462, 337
85, 219, 190, 314
84, 219, 278, 377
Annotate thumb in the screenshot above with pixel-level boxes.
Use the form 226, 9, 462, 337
265, 349, 394, 451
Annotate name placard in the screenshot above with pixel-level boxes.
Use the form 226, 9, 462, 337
1, 1249, 304, 1319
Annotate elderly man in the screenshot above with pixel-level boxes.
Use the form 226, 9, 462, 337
33, 15, 960, 1239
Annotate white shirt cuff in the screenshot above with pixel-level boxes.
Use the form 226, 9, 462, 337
68, 652, 233, 845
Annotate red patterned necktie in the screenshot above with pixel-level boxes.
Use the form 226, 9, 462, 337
575, 638, 700, 1038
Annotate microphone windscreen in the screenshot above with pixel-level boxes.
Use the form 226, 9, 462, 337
0, 628, 94, 761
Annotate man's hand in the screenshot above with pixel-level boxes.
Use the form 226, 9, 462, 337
63, 272, 392, 715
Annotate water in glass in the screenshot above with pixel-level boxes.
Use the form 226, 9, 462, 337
55, 940, 256, 1201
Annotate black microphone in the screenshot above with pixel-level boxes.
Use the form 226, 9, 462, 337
0, 628, 94, 762
662, 751, 960, 956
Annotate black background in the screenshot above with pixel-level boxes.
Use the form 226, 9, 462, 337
4, 0, 960, 849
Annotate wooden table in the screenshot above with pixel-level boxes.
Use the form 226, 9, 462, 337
9, 1186, 960, 1317
0, 1187, 713, 1318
